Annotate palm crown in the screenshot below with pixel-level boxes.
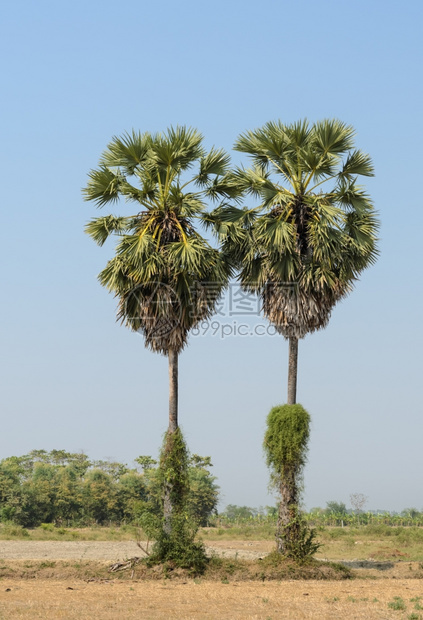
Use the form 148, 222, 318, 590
84, 126, 233, 354
210, 119, 379, 338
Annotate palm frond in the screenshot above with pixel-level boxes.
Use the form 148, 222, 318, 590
152, 126, 204, 172
100, 131, 153, 174
339, 150, 375, 179
83, 167, 122, 207
312, 119, 355, 156
198, 147, 231, 181
85, 215, 133, 246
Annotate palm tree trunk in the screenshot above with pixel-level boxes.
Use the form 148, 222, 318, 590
276, 466, 300, 555
287, 337, 298, 405
168, 349, 178, 433
164, 349, 178, 534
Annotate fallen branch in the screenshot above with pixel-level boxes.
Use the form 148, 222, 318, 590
109, 557, 142, 573
136, 533, 150, 557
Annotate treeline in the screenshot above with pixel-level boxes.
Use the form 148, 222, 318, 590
0, 450, 218, 528
214, 504, 423, 528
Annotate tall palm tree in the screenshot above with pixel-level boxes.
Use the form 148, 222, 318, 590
209, 119, 379, 403
84, 126, 232, 432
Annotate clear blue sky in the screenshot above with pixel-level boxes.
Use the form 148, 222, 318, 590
1, 0, 422, 513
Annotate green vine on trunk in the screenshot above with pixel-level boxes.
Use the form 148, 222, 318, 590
159, 428, 190, 514
140, 428, 208, 573
264, 404, 320, 560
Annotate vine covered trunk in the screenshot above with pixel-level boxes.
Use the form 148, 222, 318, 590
276, 466, 300, 554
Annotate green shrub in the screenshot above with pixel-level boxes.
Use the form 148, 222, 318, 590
1, 523, 30, 538
388, 597, 406, 611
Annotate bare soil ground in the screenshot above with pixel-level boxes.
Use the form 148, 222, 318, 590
0, 540, 271, 562
0, 541, 423, 619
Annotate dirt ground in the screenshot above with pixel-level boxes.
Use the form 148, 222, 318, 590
1, 541, 423, 619
0, 540, 271, 562
1, 578, 423, 619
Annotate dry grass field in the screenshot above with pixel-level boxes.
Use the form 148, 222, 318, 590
1, 577, 423, 619
0, 530, 423, 619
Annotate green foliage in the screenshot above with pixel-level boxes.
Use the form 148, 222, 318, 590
141, 429, 208, 573
263, 404, 316, 559
159, 428, 190, 512
0, 448, 217, 528
326, 501, 348, 515
187, 466, 219, 526
142, 511, 208, 573
222, 505, 257, 520
264, 404, 310, 479
277, 514, 321, 561
1, 522, 30, 537
388, 597, 406, 611
82, 469, 118, 524
208, 118, 379, 341
84, 126, 234, 356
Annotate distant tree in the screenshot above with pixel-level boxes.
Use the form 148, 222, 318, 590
326, 501, 348, 515
135, 456, 158, 472
115, 472, 148, 521
82, 469, 118, 524
0, 459, 24, 523
222, 505, 256, 520
265, 505, 278, 518
401, 508, 421, 519
187, 459, 219, 526
349, 493, 368, 525
91, 460, 129, 481
350, 492, 368, 515
54, 467, 82, 523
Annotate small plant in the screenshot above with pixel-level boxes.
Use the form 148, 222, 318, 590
415, 603, 423, 611
388, 597, 406, 611
408, 614, 421, 620
39, 561, 56, 569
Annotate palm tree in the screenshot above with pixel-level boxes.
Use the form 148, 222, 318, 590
209, 119, 379, 403
84, 126, 232, 432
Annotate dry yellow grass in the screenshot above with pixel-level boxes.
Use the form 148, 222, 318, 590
1, 538, 423, 619
1, 578, 423, 619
